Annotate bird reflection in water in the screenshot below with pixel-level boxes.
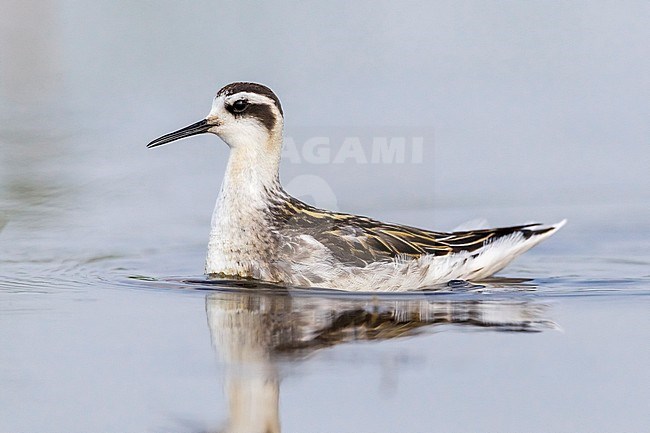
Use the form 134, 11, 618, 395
205, 285, 556, 433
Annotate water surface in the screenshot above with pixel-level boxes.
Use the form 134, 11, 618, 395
2, 192, 648, 432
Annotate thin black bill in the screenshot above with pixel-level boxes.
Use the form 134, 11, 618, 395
147, 119, 211, 148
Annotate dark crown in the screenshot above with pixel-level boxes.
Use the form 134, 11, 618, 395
217, 82, 283, 116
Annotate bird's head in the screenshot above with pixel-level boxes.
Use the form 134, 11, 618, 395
147, 82, 284, 152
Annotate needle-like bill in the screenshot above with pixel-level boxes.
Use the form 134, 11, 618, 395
147, 119, 212, 148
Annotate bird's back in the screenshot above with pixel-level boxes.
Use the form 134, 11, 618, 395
270, 195, 556, 264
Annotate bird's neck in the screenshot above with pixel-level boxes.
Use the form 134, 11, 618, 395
211, 134, 285, 234
219, 135, 283, 204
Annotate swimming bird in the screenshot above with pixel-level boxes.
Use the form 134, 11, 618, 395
148, 82, 565, 291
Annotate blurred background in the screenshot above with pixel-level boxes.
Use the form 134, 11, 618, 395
2, 0, 648, 210
1, 2, 649, 432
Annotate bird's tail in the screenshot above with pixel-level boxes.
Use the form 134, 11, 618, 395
461, 219, 567, 280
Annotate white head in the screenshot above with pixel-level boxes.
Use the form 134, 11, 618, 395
148, 82, 284, 154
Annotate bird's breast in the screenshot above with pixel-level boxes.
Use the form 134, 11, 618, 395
205, 190, 279, 278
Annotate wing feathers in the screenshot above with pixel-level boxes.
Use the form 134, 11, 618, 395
273, 195, 564, 267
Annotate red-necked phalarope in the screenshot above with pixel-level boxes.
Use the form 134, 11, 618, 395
148, 82, 565, 291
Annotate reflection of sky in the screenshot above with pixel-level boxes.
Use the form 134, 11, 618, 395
1, 1, 648, 213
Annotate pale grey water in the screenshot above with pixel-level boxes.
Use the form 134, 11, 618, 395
1, 2, 650, 432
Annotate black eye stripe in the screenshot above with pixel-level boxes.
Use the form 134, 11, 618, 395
227, 101, 277, 131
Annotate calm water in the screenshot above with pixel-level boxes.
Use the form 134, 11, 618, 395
2, 182, 649, 432
2, 2, 650, 432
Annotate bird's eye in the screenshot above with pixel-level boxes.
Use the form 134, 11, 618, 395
231, 99, 249, 113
